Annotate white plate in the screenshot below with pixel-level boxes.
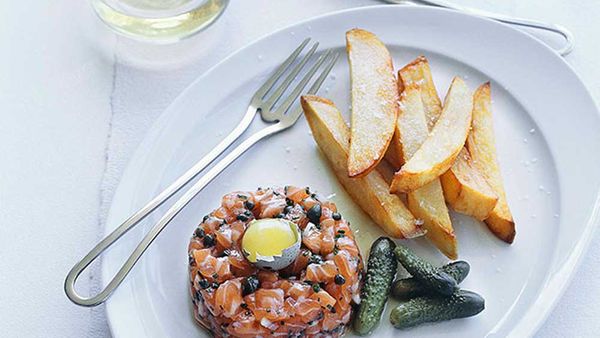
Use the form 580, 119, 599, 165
103, 5, 600, 338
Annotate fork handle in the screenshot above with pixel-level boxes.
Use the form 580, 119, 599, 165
64, 108, 258, 306
392, 0, 574, 56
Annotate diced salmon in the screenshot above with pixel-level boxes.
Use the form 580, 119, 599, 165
214, 257, 233, 283
255, 288, 284, 309
325, 283, 352, 311
305, 261, 337, 283
243, 293, 256, 312
302, 223, 322, 253
221, 195, 237, 210
310, 290, 336, 309
230, 221, 246, 243
229, 311, 270, 338
258, 195, 286, 218
192, 248, 211, 265
320, 220, 336, 255
189, 269, 197, 283
295, 216, 310, 231
229, 324, 266, 338
322, 311, 345, 332
215, 227, 233, 249
199, 288, 217, 315
188, 238, 203, 251
193, 249, 233, 282
336, 236, 360, 257
254, 288, 287, 322
193, 249, 217, 279
322, 201, 337, 213
257, 270, 279, 288
228, 250, 256, 277
320, 207, 333, 221
294, 298, 323, 323
222, 192, 248, 211
278, 280, 292, 293
334, 250, 357, 280
214, 279, 243, 318
303, 220, 338, 256
302, 197, 319, 210
306, 323, 322, 335
287, 282, 312, 300
273, 320, 305, 337
320, 219, 335, 229
213, 206, 228, 219
202, 218, 221, 233
283, 297, 296, 315
335, 220, 353, 238
286, 186, 310, 203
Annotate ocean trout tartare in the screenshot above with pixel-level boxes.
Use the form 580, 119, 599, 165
188, 186, 363, 337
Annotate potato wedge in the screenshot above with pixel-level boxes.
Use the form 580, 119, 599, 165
385, 132, 404, 170
376, 159, 396, 184
390, 77, 473, 193
386, 56, 442, 168
440, 147, 498, 221
390, 84, 457, 258
398, 56, 443, 130
346, 29, 399, 178
301, 95, 422, 239
467, 83, 515, 243
407, 184, 456, 258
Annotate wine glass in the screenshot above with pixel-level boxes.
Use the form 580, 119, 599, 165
91, 0, 229, 43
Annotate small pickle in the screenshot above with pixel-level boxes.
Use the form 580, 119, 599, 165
392, 261, 470, 300
390, 290, 485, 329
353, 237, 397, 335
394, 245, 457, 296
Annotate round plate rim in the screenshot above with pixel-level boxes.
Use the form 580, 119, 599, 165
102, 5, 600, 338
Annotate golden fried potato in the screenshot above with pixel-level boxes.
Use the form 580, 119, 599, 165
467, 83, 515, 243
390, 77, 473, 193
346, 29, 399, 178
387, 84, 457, 258
397, 56, 443, 130
387, 56, 443, 168
440, 147, 498, 221
301, 95, 422, 239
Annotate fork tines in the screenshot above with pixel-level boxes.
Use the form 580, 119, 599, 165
253, 38, 339, 123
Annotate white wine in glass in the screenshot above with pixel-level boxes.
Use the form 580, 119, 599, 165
92, 0, 229, 43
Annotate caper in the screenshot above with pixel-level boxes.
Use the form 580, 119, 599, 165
242, 276, 260, 296
198, 279, 210, 289
307, 204, 322, 224
308, 254, 323, 265
244, 200, 255, 210
312, 283, 321, 293
203, 234, 215, 247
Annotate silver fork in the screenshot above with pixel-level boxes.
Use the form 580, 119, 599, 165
65, 39, 339, 307
384, 0, 574, 56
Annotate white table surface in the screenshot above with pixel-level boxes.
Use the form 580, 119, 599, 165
1, 1, 599, 337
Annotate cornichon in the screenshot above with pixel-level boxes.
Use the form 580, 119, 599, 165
392, 261, 470, 300
394, 245, 457, 296
353, 237, 397, 335
390, 290, 485, 329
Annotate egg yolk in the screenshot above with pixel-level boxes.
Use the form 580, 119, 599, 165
242, 219, 299, 262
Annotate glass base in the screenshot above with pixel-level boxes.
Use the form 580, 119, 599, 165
91, 0, 229, 43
